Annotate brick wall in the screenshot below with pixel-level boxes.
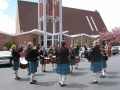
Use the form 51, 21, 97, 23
14, 33, 38, 47
0, 33, 13, 50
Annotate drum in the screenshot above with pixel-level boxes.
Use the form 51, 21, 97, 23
75, 59, 80, 63
52, 56, 57, 62
44, 57, 50, 64
20, 57, 28, 69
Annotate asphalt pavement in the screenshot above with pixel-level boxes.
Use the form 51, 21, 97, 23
0, 54, 120, 90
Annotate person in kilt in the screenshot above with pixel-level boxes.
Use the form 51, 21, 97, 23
90, 40, 102, 84
11, 44, 22, 80
69, 44, 75, 73
100, 45, 108, 78
48, 46, 58, 70
27, 42, 39, 84
39, 46, 48, 72
74, 44, 80, 69
57, 40, 70, 87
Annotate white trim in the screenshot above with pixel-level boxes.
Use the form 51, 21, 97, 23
90, 16, 98, 31
0, 31, 14, 36
64, 33, 93, 38
86, 16, 94, 31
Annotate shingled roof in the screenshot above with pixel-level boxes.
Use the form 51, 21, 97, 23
17, 0, 107, 35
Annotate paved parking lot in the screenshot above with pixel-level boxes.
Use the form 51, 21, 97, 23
0, 54, 120, 90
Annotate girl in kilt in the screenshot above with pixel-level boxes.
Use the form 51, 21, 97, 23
39, 46, 48, 72
74, 44, 80, 69
48, 46, 58, 70
27, 42, 39, 84
11, 44, 21, 80
90, 40, 102, 84
100, 45, 108, 78
57, 40, 70, 87
69, 44, 75, 73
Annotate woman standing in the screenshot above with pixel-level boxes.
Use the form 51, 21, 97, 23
39, 46, 48, 72
74, 44, 80, 69
69, 44, 75, 73
57, 40, 70, 87
90, 40, 102, 84
27, 42, 39, 84
11, 44, 21, 80
100, 45, 108, 78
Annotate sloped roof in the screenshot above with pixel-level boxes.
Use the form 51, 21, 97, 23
17, 1, 107, 35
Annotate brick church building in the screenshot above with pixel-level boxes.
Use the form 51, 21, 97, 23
0, 0, 107, 50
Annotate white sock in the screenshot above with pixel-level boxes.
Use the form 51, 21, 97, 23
16, 70, 18, 78
43, 64, 46, 70
59, 75, 62, 84
55, 64, 57, 69
102, 69, 105, 76
93, 73, 97, 82
95, 72, 99, 81
61, 75, 66, 85
30, 73, 34, 82
71, 65, 73, 72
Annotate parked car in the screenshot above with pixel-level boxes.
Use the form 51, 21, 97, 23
0, 51, 12, 65
111, 46, 119, 55
112, 46, 120, 52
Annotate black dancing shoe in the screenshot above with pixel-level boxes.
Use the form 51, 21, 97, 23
32, 80, 37, 82
61, 84, 66, 87
100, 75, 106, 78
59, 82, 61, 85
90, 81, 98, 84
30, 82, 36, 84
43, 70, 47, 72
15, 77, 21, 80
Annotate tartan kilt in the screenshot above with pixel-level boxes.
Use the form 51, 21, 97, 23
12, 61, 19, 71
40, 59, 44, 64
57, 64, 70, 75
101, 59, 107, 69
29, 62, 37, 73
90, 61, 102, 72
69, 59, 75, 65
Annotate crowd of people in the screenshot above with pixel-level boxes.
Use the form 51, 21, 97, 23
8, 38, 112, 87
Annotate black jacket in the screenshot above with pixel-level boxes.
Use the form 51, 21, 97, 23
57, 47, 69, 64
48, 48, 58, 58
90, 45, 101, 62
27, 48, 39, 62
39, 50, 48, 60
12, 49, 21, 61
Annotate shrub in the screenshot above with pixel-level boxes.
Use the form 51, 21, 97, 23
4, 41, 17, 49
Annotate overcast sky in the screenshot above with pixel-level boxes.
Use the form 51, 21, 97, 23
0, 0, 120, 34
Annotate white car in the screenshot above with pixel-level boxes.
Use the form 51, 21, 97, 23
0, 51, 12, 65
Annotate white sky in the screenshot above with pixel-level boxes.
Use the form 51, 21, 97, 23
0, 0, 120, 34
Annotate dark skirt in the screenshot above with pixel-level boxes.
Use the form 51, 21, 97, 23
90, 61, 102, 72
40, 59, 44, 64
29, 62, 37, 73
57, 64, 70, 75
101, 59, 107, 69
69, 59, 75, 65
12, 61, 19, 71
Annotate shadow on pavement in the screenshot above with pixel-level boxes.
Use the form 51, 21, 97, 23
46, 70, 56, 73
69, 72, 88, 76
106, 76, 120, 79
36, 81, 56, 86
106, 72, 118, 75
76, 68, 90, 71
19, 78, 29, 81
35, 74, 45, 76
67, 83, 88, 88
99, 81, 119, 86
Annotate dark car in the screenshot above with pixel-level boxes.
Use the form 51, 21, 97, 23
111, 46, 119, 55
